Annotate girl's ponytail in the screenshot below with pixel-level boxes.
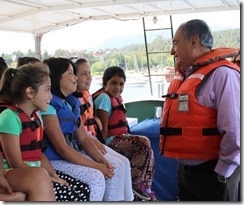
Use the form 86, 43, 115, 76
0, 68, 17, 103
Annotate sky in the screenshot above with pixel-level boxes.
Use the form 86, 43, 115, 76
0, 10, 240, 55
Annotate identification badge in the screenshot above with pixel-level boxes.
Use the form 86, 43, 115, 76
178, 94, 189, 112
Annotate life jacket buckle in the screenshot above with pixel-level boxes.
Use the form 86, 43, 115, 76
85, 118, 95, 126
29, 140, 38, 150
30, 119, 41, 131
162, 93, 178, 99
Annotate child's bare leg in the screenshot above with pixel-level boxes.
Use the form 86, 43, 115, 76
5, 167, 55, 201
0, 192, 26, 201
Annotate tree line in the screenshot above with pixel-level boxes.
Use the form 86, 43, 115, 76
1, 28, 240, 75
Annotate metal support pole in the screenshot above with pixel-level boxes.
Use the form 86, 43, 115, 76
142, 17, 153, 95
34, 33, 43, 60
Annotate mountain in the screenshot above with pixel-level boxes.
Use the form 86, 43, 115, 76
94, 28, 240, 50
96, 34, 145, 50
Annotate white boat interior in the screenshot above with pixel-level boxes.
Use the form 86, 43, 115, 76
0, 0, 240, 35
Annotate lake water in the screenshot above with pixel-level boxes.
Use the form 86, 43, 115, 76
90, 78, 170, 103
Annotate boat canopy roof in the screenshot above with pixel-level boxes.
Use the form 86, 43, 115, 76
0, 0, 240, 35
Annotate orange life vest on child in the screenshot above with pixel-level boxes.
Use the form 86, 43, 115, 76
0, 104, 44, 162
79, 90, 97, 136
160, 48, 240, 160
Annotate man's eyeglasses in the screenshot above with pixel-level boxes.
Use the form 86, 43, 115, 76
232, 60, 240, 64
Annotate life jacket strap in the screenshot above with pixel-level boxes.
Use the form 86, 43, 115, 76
22, 119, 41, 131
160, 127, 182, 135
85, 118, 96, 126
108, 120, 127, 130
64, 133, 76, 142
64, 133, 82, 151
162, 93, 178, 99
202, 128, 221, 136
20, 139, 44, 151
80, 102, 90, 115
160, 127, 220, 136
112, 104, 126, 113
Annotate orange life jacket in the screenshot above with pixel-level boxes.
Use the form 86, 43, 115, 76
79, 90, 96, 136
92, 89, 127, 137
0, 104, 44, 162
160, 48, 240, 160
